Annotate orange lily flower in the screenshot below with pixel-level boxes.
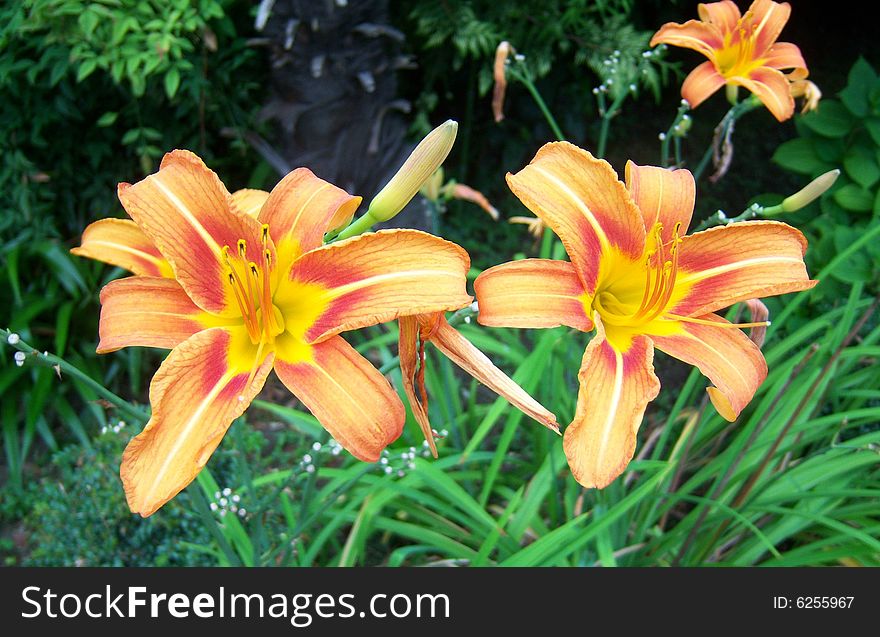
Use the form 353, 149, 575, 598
73, 150, 471, 516
474, 142, 816, 488
398, 312, 559, 457
651, 0, 808, 121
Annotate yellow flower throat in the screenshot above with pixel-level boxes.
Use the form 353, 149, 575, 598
592, 222, 683, 331
714, 26, 761, 78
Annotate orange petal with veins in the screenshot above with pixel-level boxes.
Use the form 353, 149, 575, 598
475, 259, 592, 331
274, 333, 404, 462
652, 313, 768, 421
121, 327, 273, 517
563, 315, 660, 489
71, 218, 172, 278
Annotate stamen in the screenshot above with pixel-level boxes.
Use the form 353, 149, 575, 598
260, 250, 277, 335
238, 239, 247, 258
665, 313, 771, 329
244, 338, 267, 391
261, 224, 270, 247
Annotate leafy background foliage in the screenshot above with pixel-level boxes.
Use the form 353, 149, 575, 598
773, 58, 880, 299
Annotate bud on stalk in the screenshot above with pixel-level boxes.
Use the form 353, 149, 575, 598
781, 169, 840, 212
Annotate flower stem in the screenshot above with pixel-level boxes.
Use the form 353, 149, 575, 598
334, 212, 379, 241
692, 96, 760, 182
596, 92, 627, 160
661, 101, 691, 166
508, 64, 566, 142
1, 327, 148, 424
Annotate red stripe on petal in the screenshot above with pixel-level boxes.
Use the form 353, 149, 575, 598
288, 230, 471, 343
563, 316, 660, 489
475, 258, 592, 331
275, 334, 404, 461
652, 313, 767, 420
98, 276, 216, 353
672, 221, 815, 317
507, 142, 646, 293
118, 150, 271, 315
121, 328, 272, 517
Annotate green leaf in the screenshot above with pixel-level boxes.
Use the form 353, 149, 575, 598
121, 128, 140, 145
78, 11, 99, 38
75, 58, 98, 83
840, 57, 878, 118
831, 227, 873, 283
772, 138, 829, 175
833, 183, 874, 212
801, 101, 853, 138
164, 67, 180, 98
866, 118, 880, 147
96, 111, 118, 127
843, 147, 880, 188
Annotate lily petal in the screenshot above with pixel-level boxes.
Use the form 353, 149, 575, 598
625, 162, 696, 241
681, 61, 727, 110
563, 315, 660, 489
672, 220, 816, 317
274, 333, 404, 462
259, 167, 362, 265
98, 276, 221, 353
506, 142, 645, 293
746, 0, 791, 54
118, 150, 270, 316
231, 188, 270, 218
697, 1, 742, 32
763, 42, 808, 79
733, 66, 795, 121
284, 229, 472, 343
652, 313, 768, 421
650, 19, 723, 58
71, 218, 172, 278
474, 259, 592, 331
428, 314, 559, 432
121, 327, 273, 517
398, 315, 437, 457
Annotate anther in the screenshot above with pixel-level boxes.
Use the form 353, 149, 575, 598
238, 239, 247, 258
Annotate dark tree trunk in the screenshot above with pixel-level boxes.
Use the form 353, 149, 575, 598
253, 0, 430, 230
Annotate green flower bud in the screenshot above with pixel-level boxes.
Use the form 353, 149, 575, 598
781, 169, 840, 212
366, 120, 458, 222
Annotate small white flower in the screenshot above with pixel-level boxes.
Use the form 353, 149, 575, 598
7, 333, 20, 345
380, 457, 389, 465
312, 442, 322, 452
305, 464, 316, 474
222, 487, 232, 497
214, 491, 221, 500
14, 351, 26, 367
232, 494, 240, 503
384, 466, 393, 474
658, 132, 667, 141
302, 454, 312, 464
210, 502, 218, 512
238, 508, 246, 517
